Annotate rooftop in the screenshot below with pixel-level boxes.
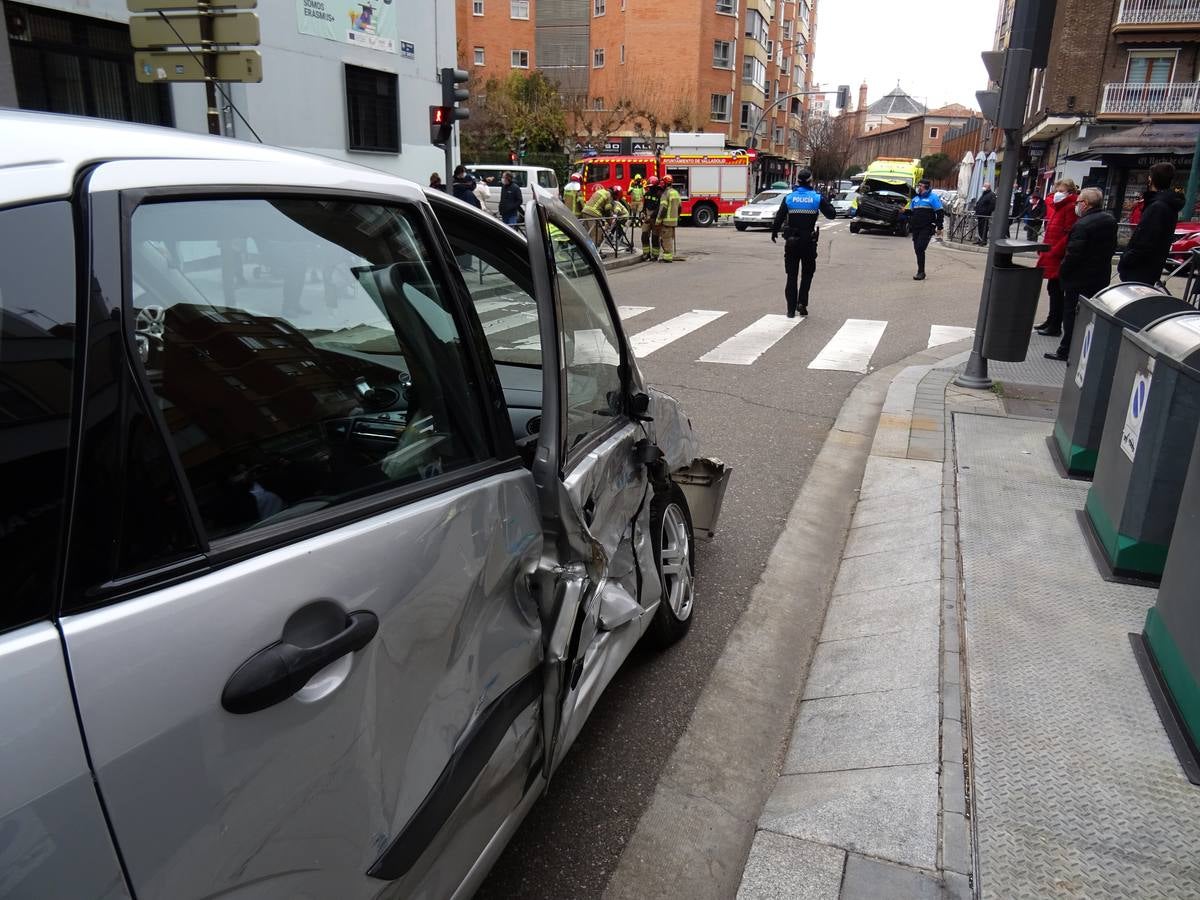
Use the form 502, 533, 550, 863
867, 85, 927, 118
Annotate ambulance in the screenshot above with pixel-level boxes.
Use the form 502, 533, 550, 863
574, 133, 754, 227
850, 158, 923, 237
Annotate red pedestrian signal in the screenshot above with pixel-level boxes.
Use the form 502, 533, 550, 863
430, 105, 453, 146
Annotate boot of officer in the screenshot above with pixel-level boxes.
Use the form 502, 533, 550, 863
770, 168, 837, 317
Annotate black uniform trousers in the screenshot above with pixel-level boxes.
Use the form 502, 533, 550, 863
784, 236, 817, 316
911, 226, 934, 275
1043, 277, 1064, 331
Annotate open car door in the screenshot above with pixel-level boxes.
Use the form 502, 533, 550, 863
523, 199, 664, 776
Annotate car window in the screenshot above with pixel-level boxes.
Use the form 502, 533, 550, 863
128, 198, 491, 541
544, 220, 624, 455
630, 163, 649, 181
537, 170, 558, 189
752, 191, 783, 204
0, 202, 75, 632
586, 163, 610, 183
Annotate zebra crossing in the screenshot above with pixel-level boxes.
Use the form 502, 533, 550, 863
474, 296, 974, 372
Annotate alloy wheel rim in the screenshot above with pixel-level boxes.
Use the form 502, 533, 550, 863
659, 504, 693, 621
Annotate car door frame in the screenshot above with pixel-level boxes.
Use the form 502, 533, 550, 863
523, 198, 661, 776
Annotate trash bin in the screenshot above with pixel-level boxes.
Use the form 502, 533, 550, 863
1136, 425, 1200, 784
981, 239, 1049, 361
1053, 283, 1197, 478
1085, 315, 1200, 582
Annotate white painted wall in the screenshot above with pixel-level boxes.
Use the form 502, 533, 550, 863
12, 0, 456, 184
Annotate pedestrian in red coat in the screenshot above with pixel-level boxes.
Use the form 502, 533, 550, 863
1035, 179, 1080, 336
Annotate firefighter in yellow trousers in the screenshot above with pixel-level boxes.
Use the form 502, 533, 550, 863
656, 174, 681, 262
628, 176, 645, 224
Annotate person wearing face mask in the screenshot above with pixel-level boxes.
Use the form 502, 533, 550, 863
1046, 187, 1117, 362
1033, 179, 1080, 337
1118, 161, 1183, 287
901, 179, 944, 280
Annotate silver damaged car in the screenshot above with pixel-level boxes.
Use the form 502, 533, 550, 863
0, 111, 729, 900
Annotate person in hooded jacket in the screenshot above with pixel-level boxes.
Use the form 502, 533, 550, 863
1033, 179, 1079, 337
451, 166, 481, 209
1118, 162, 1184, 286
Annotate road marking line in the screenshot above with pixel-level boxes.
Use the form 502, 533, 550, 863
699, 314, 801, 365
927, 325, 975, 349
482, 310, 538, 335
618, 305, 654, 320
629, 310, 727, 357
807, 318, 888, 373
474, 298, 523, 314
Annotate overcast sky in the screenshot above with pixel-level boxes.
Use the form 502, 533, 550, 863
813, 0, 999, 113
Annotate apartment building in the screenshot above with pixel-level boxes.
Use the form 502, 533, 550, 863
457, 0, 822, 174
3, 0, 457, 182
1020, 0, 1200, 216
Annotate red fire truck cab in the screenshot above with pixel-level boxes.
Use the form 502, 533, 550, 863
575, 146, 755, 227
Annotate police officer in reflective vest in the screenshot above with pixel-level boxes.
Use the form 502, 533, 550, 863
902, 178, 945, 281
771, 168, 836, 317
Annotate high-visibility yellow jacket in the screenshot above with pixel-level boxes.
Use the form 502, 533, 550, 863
629, 184, 645, 202
582, 187, 612, 216
658, 188, 681, 226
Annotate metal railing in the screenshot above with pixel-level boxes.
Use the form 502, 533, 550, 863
1116, 0, 1200, 25
1101, 80, 1200, 115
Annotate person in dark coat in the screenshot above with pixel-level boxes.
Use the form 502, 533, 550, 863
1034, 179, 1079, 336
1023, 192, 1046, 241
1009, 188, 1028, 237
1118, 162, 1184, 286
451, 165, 481, 208
1047, 187, 1117, 362
429, 172, 446, 192
974, 184, 996, 245
497, 171, 523, 226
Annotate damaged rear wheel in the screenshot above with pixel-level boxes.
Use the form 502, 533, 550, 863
647, 485, 695, 648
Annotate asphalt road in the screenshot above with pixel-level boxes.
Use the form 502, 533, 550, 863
476, 222, 987, 899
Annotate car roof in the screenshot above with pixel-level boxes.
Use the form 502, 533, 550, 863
1, 109, 421, 207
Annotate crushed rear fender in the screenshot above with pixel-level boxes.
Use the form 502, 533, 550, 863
645, 388, 731, 539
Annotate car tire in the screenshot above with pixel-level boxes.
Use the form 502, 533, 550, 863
894, 221, 908, 237
735, 222, 748, 231
849, 221, 860, 234
647, 485, 695, 649
692, 203, 717, 228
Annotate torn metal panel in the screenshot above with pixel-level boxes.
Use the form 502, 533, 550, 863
645, 387, 701, 472
673, 458, 731, 540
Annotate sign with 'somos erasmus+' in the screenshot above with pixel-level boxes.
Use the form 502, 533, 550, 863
298, 0, 397, 53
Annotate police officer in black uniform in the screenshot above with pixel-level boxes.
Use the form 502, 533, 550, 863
771, 169, 837, 317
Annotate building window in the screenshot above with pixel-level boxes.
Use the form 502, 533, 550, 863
473, 47, 485, 66
6, 2, 173, 126
473, 0, 484, 13
345, 64, 398, 153
740, 101, 761, 130
593, 48, 605, 68
1126, 50, 1176, 83
594, 0, 606, 14
510, 0, 529, 18
773, 126, 784, 144
782, 20, 792, 40
593, 96, 604, 109
781, 55, 791, 75
929, 126, 939, 139
620, 44, 625, 64
713, 40, 733, 68
711, 93, 732, 122
716, 0, 737, 13
745, 9, 769, 47
743, 56, 766, 93
511, 49, 530, 68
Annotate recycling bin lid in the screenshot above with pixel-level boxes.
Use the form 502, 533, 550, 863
1129, 312, 1200, 376
1086, 283, 1195, 329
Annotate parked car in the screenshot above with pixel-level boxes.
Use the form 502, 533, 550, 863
734, 189, 788, 231
831, 189, 858, 218
466, 163, 559, 217
1166, 221, 1200, 276
1, 110, 728, 900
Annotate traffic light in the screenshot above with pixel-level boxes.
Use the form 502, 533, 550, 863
510, 150, 518, 163
976, 0, 1055, 129
835, 84, 850, 110
440, 67, 470, 124
518, 134, 527, 159
429, 105, 452, 146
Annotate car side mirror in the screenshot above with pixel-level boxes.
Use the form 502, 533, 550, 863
630, 392, 652, 422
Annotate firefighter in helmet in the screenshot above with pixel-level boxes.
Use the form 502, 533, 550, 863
628, 175, 645, 225
641, 175, 663, 261
579, 181, 613, 245
656, 174, 682, 263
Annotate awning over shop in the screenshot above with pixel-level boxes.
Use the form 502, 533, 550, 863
1023, 115, 1082, 144
1065, 122, 1200, 161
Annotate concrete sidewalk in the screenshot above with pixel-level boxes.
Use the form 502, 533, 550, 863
737, 332, 1200, 899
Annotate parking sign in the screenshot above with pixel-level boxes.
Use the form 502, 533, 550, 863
1120, 366, 1152, 462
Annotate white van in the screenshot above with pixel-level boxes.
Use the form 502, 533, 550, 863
465, 164, 559, 216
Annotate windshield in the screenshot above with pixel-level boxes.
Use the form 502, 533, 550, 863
752, 191, 784, 204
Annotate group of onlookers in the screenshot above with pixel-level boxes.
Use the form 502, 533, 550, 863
429, 166, 524, 226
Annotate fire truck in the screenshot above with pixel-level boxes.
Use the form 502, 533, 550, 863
574, 134, 755, 227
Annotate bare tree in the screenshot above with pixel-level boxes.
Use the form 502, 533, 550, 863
803, 114, 858, 183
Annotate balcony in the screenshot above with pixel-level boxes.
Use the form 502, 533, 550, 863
1100, 81, 1200, 116
1115, 0, 1200, 28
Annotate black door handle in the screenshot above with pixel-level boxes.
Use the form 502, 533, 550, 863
221, 610, 379, 715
